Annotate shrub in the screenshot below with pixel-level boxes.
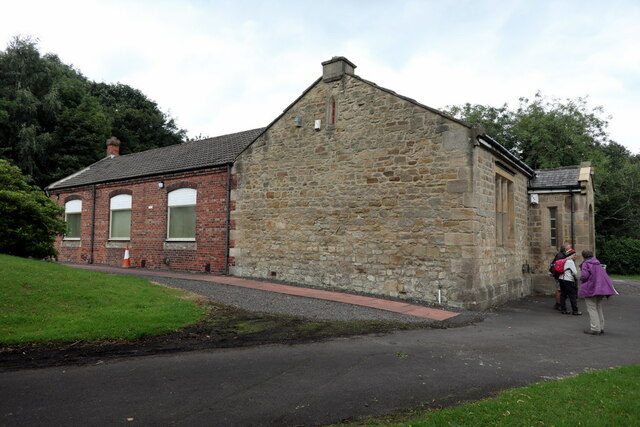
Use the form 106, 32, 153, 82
0, 159, 66, 258
596, 236, 640, 275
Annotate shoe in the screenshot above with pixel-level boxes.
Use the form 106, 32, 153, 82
572, 311, 582, 316
554, 303, 561, 311
600, 330, 605, 335
561, 310, 571, 314
584, 329, 600, 335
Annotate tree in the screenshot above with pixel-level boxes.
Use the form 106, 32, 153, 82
90, 82, 185, 155
0, 36, 186, 188
443, 92, 611, 169
592, 143, 640, 240
443, 93, 640, 262
0, 159, 66, 258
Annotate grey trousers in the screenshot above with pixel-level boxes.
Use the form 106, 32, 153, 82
584, 296, 605, 332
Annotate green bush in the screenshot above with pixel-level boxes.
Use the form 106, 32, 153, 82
596, 236, 640, 275
0, 159, 66, 258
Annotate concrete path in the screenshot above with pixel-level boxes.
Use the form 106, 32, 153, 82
1, 274, 638, 426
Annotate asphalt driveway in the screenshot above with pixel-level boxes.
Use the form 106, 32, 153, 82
1, 279, 639, 426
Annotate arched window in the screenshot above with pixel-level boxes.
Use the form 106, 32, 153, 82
64, 199, 82, 239
167, 188, 197, 240
110, 194, 132, 239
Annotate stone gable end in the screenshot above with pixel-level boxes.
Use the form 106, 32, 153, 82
231, 74, 530, 308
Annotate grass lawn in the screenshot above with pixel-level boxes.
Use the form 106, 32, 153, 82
350, 365, 640, 426
0, 255, 418, 351
0, 254, 205, 343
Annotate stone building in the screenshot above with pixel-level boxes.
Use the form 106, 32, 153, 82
47, 57, 594, 310
528, 163, 595, 294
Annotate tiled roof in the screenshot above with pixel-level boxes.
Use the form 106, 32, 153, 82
47, 128, 265, 190
529, 166, 581, 190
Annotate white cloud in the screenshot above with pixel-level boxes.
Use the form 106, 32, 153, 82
1, 0, 638, 153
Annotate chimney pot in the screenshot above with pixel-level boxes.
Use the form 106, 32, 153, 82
106, 137, 121, 157
321, 56, 356, 82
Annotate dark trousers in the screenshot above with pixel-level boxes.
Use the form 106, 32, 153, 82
559, 279, 578, 312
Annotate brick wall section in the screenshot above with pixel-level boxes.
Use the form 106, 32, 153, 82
50, 167, 231, 273
231, 74, 533, 309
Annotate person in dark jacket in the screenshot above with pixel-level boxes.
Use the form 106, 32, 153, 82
579, 250, 618, 335
551, 243, 571, 310
558, 248, 581, 315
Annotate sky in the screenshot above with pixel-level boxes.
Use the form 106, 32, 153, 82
2, 0, 639, 153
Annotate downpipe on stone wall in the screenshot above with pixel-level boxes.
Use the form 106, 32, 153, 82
571, 192, 576, 248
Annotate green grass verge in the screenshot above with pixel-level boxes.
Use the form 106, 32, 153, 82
610, 274, 640, 280
0, 254, 205, 344
0, 254, 419, 350
349, 365, 640, 426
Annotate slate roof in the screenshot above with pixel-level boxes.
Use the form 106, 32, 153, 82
529, 166, 581, 190
47, 128, 265, 190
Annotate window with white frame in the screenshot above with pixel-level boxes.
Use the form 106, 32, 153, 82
110, 194, 132, 239
167, 188, 196, 240
64, 199, 82, 239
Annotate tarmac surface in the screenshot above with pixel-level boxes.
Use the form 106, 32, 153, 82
1, 267, 639, 426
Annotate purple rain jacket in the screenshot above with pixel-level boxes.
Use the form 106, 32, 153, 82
578, 257, 618, 298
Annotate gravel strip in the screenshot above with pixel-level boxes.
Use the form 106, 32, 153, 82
138, 275, 468, 325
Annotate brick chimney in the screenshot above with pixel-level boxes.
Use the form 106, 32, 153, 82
321, 56, 356, 82
106, 137, 121, 157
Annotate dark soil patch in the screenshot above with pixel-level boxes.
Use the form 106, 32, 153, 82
0, 301, 427, 372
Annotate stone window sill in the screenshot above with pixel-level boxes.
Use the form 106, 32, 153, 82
164, 241, 197, 251
106, 241, 131, 249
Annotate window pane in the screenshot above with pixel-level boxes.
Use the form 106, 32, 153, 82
168, 205, 195, 239
549, 207, 557, 247
111, 209, 131, 239
168, 188, 196, 206
65, 199, 82, 213
66, 213, 81, 238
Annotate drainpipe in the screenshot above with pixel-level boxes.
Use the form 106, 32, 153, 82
224, 164, 232, 275
570, 192, 576, 248
89, 184, 96, 264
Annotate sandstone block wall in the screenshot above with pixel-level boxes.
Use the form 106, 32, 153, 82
231, 74, 534, 309
529, 184, 595, 293
463, 147, 533, 309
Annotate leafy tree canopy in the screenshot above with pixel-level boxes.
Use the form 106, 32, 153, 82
443, 92, 611, 169
0, 158, 66, 258
443, 93, 640, 241
0, 36, 186, 188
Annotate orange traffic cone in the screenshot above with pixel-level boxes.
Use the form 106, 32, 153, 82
122, 245, 132, 268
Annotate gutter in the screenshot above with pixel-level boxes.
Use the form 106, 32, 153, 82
476, 135, 535, 177
527, 188, 581, 194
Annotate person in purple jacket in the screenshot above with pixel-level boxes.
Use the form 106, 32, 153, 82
579, 249, 618, 335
